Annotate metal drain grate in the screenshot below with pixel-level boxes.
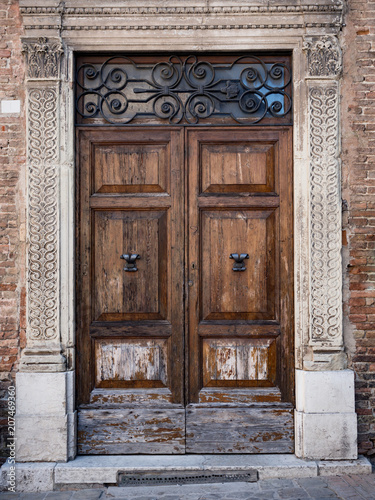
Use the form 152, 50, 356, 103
118, 470, 258, 486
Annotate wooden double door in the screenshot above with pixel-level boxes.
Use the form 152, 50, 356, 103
76, 126, 294, 454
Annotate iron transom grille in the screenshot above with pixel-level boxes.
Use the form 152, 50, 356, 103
75, 54, 292, 126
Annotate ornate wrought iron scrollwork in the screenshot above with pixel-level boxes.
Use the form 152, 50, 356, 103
75, 55, 292, 125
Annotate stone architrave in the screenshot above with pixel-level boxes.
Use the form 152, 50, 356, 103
12, 0, 358, 464
20, 37, 65, 372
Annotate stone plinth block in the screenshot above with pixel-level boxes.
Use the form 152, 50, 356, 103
0, 462, 55, 492
296, 369, 355, 414
15, 371, 75, 462
16, 415, 68, 462
295, 411, 357, 460
295, 369, 357, 460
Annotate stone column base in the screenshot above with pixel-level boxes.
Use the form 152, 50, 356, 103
295, 369, 357, 460
15, 371, 76, 462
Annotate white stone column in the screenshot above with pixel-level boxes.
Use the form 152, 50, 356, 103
295, 36, 357, 460
16, 37, 76, 462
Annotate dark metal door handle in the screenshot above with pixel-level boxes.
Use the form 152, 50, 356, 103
229, 253, 249, 271
120, 253, 140, 272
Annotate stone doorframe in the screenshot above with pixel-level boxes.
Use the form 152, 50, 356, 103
16, 0, 357, 462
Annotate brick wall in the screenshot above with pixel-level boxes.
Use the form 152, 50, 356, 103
342, 0, 375, 458
0, 0, 25, 464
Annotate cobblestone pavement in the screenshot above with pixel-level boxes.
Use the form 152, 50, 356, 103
1, 475, 375, 500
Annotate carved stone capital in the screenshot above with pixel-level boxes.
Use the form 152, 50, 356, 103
303, 35, 342, 79
22, 37, 63, 80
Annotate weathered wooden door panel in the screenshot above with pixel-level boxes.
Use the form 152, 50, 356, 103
79, 408, 185, 454
77, 125, 294, 454
186, 128, 294, 452
201, 209, 277, 320
93, 209, 168, 321
186, 406, 294, 454
76, 128, 184, 454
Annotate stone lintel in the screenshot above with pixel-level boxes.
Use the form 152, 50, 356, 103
19, 0, 344, 37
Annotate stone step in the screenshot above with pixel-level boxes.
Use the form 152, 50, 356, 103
1, 455, 372, 492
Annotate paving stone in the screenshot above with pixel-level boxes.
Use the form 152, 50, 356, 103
258, 479, 295, 489
71, 490, 104, 499
302, 488, 336, 498
19, 494, 47, 500
341, 474, 375, 496
196, 495, 221, 499
126, 497, 158, 500
309, 498, 341, 500
325, 476, 367, 499
249, 497, 278, 500
196, 496, 221, 500
45, 493, 73, 500
127, 497, 159, 500
247, 491, 279, 499
296, 477, 329, 488
277, 487, 309, 498
222, 490, 259, 499
7, 474, 375, 499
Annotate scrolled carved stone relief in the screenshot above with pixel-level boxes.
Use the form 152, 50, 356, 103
303, 35, 342, 78
27, 87, 59, 341
302, 32, 344, 360
309, 84, 342, 347
22, 36, 65, 370
22, 37, 63, 79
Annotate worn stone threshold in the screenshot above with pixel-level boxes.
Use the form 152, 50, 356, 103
1, 454, 372, 492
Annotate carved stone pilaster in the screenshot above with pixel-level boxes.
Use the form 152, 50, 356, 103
304, 35, 345, 369
21, 38, 65, 372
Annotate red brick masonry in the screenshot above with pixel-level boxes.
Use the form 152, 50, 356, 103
342, 0, 375, 457
0, 0, 24, 464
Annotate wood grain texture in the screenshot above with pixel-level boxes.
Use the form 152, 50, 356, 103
90, 320, 172, 337
95, 338, 168, 388
88, 388, 174, 407
201, 208, 276, 320
93, 142, 169, 194
199, 387, 282, 404
201, 141, 275, 193
93, 209, 167, 321
78, 408, 185, 454
186, 406, 294, 453
198, 322, 280, 337
202, 338, 276, 387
